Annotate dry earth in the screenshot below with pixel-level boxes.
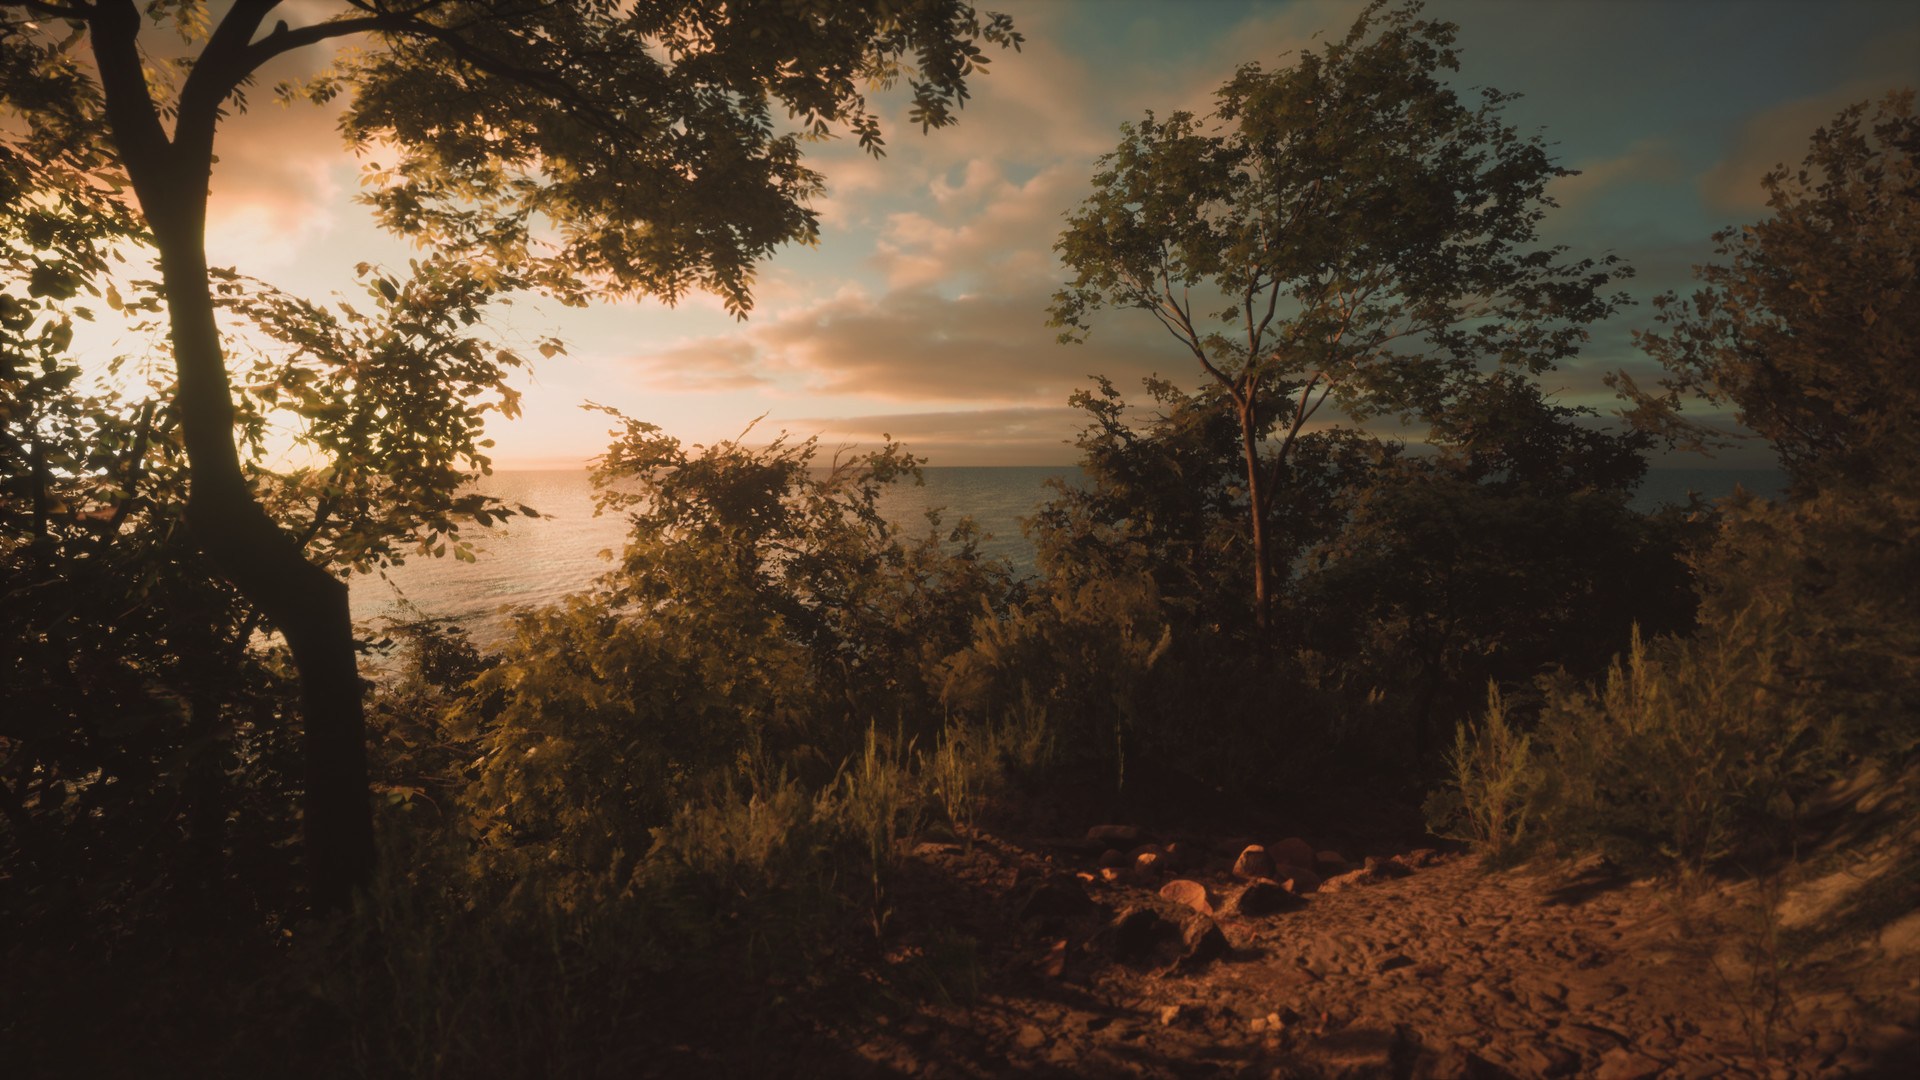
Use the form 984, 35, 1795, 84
799, 822, 1920, 1080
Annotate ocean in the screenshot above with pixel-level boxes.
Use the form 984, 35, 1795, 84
350, 465, 1789, 648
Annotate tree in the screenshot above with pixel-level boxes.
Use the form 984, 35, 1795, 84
1049, 0, 1627, 633
1, 0, 1019, 909
1615, 91, 1917, 493
1298, 372, 1699, 763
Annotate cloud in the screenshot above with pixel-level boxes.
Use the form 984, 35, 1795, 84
1698, 81, 1914, 213
1548, 139, 1682, 210
624, 276, 1188, 405
783, 406, 1090, 466
872, 162, 1083, 289
203, 55, 353, 272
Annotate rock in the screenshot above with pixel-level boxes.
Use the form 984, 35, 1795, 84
1015, 1025, 1047, 1050
1594, 1048, 1667, 1080
1086, 824, 1141, 848
1409, 847, 1443, 867
1411, 1048, 1514, 1079
1133, 851, 1166, 877
1271, 836, 1317, 868
1162, 841, 1195, 870
1228, 879, 1303, 916
1177, 914, 1231, 967
1365, 854, 1413, 879
1233, 844, 1275, 879
1108, 906, 1166, 961
1279, 865, 1321, 894
1126, 842, 1164, 860
1315, 850, 1353, 875
1098, 847, 1130, 869
1037, 939, 1067, 978
1509, 1042, 1580, 1076
1100, 866, 1131, 885
1019, 874, 1095, 920
1159, 878, 1214, 916
1321, 868, 1380, 893
1158, 1004, 1184, 1027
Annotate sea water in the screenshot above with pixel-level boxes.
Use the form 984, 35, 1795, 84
349, 466, 1788, 648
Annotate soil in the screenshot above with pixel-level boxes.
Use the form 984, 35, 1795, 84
780, 817, 1920, 1080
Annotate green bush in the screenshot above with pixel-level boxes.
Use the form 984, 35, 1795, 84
1425, 683, 1534, 861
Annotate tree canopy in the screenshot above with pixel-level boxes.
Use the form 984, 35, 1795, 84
1048, 0, 1628, 630
1, 0, 1020, 908
1616, 90, 1919, 492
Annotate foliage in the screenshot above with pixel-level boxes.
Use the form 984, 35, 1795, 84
2, 0, 1022, 906
1616, 91, 1919, 492
0, 132, 310, 937
940, 573, 1170, 792
1298, 373, 1702, 760
1049, 0, 1629, 628
452, 413, 1015, 887
1424, 683, 1533, 861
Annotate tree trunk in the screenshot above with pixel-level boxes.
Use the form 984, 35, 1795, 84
155, 215, 375, 913
90, 0, 375, 909
1239, 399, 1272, 633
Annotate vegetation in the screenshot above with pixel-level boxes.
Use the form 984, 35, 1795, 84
2, 0, 1915, 1074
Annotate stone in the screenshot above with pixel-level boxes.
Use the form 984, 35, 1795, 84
1365, 854, 1413, 879
1177, 914, 1232, 967
1315, 850, 1353, 875
1108, 906, 1166, 961
1321, 868, 1380, 893
1279, 865, 1322, 894
1233, 844, 1275, 879
1159, 878, 1214, 915
1410, 1047, 1513, 1079
1015, 1025, 1046, 1050
1133, 851, 1166, 877
1100, 866, 1131, 885
1228, 879, 1303, 916
1271, 837, 1317, 868
1019, 874, 1095, 920
1509, 1042, 1580, 1077
1595, 1049, 1668, 1080
1086, 824, 1141, 848
1098, 848, 1130, 869
1126, 842, 1164, 860
1162, 841, 1195, 870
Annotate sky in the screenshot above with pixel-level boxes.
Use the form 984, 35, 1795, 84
72, 0, 1920, 469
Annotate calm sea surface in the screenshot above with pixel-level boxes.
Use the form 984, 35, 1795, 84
350, 466, 1788, 647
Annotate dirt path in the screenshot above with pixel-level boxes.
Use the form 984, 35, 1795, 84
837, 830, 1920, 1080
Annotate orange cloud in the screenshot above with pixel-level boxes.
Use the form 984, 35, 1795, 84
1699, 76, 1917, 213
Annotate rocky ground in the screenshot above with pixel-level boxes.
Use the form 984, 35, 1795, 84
808, 818, 1920, 1080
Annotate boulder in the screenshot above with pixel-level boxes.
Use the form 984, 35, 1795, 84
1177, 914, 1232, 968
1159, 878, 1214, 916
1133, 851, 1166, 878
1233, 844, 1275, 879
1019, 874, 1096, 920
1365, 854, 1413, 879
1320, 868, 1380, 893
1227, 879, 1303, 916
1314, 850, 1353, 875
1271, 837, 1316, 868
1108, 906, 1166, 960
1086, 824, 1142, 848
1278, 865, 1321, 894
